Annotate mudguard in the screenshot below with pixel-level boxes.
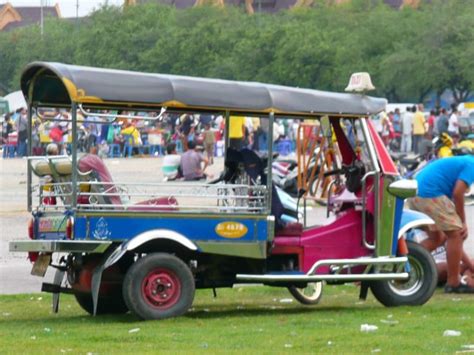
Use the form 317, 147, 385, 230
91, 229, 198, 315
398, 209, 434, 239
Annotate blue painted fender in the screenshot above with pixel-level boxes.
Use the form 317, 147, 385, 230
398, 209, 434, 239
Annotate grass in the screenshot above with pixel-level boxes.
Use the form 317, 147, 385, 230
0, 285, 473, 354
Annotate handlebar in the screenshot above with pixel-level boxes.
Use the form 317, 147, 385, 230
323, 169, 342, 177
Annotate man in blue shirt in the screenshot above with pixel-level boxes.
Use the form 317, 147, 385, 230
409, 156, 474, 293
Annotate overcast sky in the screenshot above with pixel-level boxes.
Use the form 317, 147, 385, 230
5, 0, 124, 18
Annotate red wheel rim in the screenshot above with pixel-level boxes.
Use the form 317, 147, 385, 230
142, 268, 181, 310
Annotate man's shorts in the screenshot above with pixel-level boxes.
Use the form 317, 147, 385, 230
408, 195, 463, 231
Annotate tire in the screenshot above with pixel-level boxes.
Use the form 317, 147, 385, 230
288, 282, 323, 305
370, 241, 437, 307
122, 253, 195, 320
74, 292, 128, 315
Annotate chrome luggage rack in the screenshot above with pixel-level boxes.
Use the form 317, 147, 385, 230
34, 180, 269, 214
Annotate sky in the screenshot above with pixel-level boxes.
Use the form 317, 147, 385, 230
4, 0, 124, 18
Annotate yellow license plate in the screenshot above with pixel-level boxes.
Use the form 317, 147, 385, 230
31, 253, 52, 277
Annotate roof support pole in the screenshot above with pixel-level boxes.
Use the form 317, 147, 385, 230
266, 112, 274, 214
224, 111, 230, 151
27, 104, 33, 211
71, 103, 78, 209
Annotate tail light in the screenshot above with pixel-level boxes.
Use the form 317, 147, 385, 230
28, 218, 39, 262
66, 217, 74, 240
28, 218, 35, 240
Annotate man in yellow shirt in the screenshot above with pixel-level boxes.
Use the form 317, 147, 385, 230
412, 104, 426, 154
229, 115, 246, 150
120, 120, 141, 146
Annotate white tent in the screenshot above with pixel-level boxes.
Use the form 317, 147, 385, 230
4, 90, 27, 112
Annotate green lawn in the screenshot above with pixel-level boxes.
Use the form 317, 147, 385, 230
0, 285, 472, 354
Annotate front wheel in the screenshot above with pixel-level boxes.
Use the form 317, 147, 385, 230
370, 241, 437, 307
288, 282, 323, 305
122, 253, 195, 320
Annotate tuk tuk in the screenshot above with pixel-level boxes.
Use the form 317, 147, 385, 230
9, 62, 437, 320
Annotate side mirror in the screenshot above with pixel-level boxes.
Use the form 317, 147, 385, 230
387, 179, 417, 199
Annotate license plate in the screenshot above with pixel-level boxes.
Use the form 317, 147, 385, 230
31, 253, 51, 277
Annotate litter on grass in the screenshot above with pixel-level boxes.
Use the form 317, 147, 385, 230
128, 328, 140, 334
443, 330, 462, 337
360, 324, 378, 332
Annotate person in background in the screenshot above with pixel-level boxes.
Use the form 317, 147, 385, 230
46, 142, 59, 156
427, 109, 436, 139
392, 108, 401, 135
229, 115, 246, 150
16, 107, 28, 157
120, 120, 141, 145
180, 140, 208, 181
408, 155, 474, 293
42, 143, 60, 204
120, 119, 142, 156
401, 106, 414, 153
432, 243, 474, 287
412, 104, 426, 154
84, 111, 101, 153
1, 112, 14, 143
448, 104, 460, 144
437, 108, 449, 135
202, 124, 216, 165
179, 114, 194, 151
31, 112, 42, 155
162, 142, 182, 181
379, 110, 391, 145
49, 123, 65, 155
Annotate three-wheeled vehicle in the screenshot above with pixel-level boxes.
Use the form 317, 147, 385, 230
9, 63, 437, 320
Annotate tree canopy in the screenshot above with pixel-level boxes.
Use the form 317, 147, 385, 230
1, 0, 473, 105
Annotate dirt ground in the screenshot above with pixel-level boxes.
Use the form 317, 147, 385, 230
1, 156, 473, 294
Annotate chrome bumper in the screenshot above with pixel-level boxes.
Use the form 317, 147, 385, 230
9, 240, 112, 253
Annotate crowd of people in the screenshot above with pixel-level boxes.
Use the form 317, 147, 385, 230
1, 108, 298, 160
375, 103, 472, 155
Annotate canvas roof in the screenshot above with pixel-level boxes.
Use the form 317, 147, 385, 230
21, 61, 386, 117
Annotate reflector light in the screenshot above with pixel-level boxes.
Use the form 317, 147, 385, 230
66, 218, 74, 240
28, 218, 34, 240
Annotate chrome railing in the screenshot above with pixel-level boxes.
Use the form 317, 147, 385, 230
34, 181, 269, 214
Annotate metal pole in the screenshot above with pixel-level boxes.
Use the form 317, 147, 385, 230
27, 104, 33, 212
76, 0, 79, 26
40, 0, 44, 37
267, 112, 274, 214
224, 111, 230, 152
71, 103, 78, 209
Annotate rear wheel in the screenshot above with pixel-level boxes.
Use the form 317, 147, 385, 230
123, 253, 195, 320
288, 282, 323, 305
370, 241, 437, 307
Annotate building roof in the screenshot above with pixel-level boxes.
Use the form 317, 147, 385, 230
0, 3, 61, 31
